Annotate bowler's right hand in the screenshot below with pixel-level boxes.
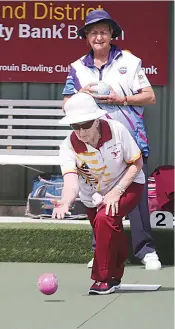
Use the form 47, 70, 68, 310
52, 201, 70, 219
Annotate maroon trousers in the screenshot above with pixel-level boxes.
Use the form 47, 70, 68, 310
86, 182, 144, 282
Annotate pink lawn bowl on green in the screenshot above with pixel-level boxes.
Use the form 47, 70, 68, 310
38, 273, 58, 295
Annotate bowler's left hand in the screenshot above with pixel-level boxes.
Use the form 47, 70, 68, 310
103, 190, 121, 216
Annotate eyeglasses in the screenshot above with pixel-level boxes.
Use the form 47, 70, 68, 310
70, 120, 95, 130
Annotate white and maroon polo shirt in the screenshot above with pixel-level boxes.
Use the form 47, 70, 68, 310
60, 119, 145, 208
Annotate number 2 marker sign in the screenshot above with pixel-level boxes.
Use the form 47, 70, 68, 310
150, 211, 173, 229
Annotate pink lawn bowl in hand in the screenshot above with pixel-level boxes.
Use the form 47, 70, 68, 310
38, 273, 58, 295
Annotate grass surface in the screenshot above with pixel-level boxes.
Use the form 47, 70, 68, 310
0, 223, 173, 265
0, 223, 91, 230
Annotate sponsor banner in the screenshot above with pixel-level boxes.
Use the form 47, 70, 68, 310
0, 1, 169, 84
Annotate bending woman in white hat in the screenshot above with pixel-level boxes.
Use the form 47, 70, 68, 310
52, 93, 145, 295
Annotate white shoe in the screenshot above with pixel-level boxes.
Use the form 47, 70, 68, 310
142, 251, 162, 270
87, 258, 94, 268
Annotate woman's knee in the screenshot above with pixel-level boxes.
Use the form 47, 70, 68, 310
95, 209, 110, 226
95, 208, 117, 228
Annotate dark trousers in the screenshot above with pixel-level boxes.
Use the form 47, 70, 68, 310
87, 183, 144, 282
92, 159, 155, 260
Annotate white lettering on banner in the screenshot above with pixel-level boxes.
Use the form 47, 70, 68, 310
0, 64, 19, 71
19, 24, 64, 39
67, 25, 124, 40
55, 65, 70, 72
21, 64, 53, 73
0, 23, 125, 41
0, 63, 70, 74
68, 25, 78, 39
0, 63, 159, 77
142, 66, 158, 75
0, 24, 13, 41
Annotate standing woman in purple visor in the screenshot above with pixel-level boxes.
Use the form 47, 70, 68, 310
62, 9, 161, 270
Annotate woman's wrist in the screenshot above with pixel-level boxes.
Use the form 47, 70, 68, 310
53, 199, 71, 208
120, 96, 127, 105
114, 95, 128, 106
62, 199, 72, 207
115, 184, 126, 195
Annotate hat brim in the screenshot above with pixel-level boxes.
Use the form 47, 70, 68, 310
59, 109, 107, 125
78, 18, 121, 39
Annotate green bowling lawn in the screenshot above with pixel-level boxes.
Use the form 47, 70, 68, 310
0, 262, 174, 329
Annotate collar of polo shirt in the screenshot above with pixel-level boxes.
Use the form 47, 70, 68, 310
70, 119, 112, 153
82, 44, 122, 68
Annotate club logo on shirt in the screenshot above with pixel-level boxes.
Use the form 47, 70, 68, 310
118, 66, 127, 74
111, 150, 121, 159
